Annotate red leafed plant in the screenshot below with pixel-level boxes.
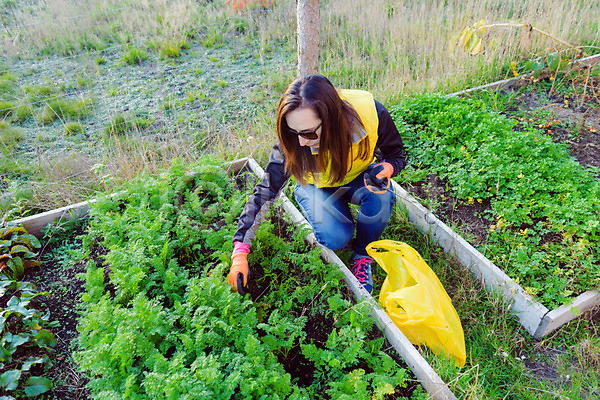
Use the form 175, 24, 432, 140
227, 0, 274, 12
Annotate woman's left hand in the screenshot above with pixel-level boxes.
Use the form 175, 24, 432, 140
364, 162, 394, 193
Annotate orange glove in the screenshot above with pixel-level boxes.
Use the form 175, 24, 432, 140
228, 242, 250, 295
364, 162, 394, 194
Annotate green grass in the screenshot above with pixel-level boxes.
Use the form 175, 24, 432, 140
0, 121, 25, 153
104, 112, 154, 136
121, 47, 149, 65
38, 98, 92, 125
0, 100, 19, 119
156, 38, 189, 58
64, 121, 84, 136
23, 84, 59, 101
0, 72, 16, 93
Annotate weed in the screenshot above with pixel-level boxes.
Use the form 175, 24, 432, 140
0, 120, 24, 154
158, 38, 189, 58
121, 47, 148, 65
467, 89, 519, 113
202, 28, 225, 49
23, 84, 58, 102
76, 75, 92, 88
264, 68, 296, 93
38, 98, 92, 125
104, 112, 153, 136
64, 121, 83, 136
232, 17, 249, 35
0, 72, 16, 93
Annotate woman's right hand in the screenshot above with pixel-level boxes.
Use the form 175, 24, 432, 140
228, 242, 250, 295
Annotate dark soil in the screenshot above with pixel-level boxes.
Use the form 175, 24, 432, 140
408, 174, 494, 246
20, 221, 100, 400
505, 67, 600, 173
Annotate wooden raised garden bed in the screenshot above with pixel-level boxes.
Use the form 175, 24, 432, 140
396, 53, 600, 339
10, 158, 458, 400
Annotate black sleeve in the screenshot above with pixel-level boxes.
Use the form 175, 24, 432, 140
374, 100, 407, 176
232, 142, 290, 245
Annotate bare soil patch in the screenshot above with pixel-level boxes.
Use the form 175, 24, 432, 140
506, 68, 600, 173
21, 222, 97, 400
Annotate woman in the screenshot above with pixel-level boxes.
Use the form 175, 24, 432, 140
229, 74, 406, 295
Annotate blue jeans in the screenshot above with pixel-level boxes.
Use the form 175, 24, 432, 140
294, 172, 395, 257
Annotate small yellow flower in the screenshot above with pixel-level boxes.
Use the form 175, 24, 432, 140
525, 286, 540, 296
518, 173, 524, 178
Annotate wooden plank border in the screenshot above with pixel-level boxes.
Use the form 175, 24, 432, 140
231, 157, 458, 400
449, 53, 600, 98
10, 200, 94, 238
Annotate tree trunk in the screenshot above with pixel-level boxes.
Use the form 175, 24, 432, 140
296, 0, 320, 77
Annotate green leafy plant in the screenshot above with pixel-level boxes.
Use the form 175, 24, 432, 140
391, 94, 600, 307
74, 158, 410, 398
0, 276, 56, 398
0, 213, 40, 280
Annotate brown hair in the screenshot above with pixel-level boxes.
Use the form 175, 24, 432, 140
276, 75, 370, 185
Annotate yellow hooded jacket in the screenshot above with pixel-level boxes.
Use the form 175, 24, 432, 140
304, 89, 379, 188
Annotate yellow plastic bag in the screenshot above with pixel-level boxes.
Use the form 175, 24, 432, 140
366, 240, 466, 367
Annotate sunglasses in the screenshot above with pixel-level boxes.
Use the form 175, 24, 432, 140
288, 122, 321, 140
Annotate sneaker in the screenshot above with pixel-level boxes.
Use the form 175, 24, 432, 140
351, 255, 373, 294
